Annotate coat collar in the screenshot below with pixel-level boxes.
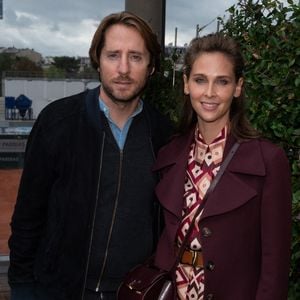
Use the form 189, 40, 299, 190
154, 127, 266, 218
227, 138, 265, 176
154, 128, 265, 176
153, 128, 194, 171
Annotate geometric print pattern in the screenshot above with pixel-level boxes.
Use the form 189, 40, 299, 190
175, 125, 227, 300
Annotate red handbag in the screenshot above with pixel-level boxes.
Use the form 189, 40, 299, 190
117, 259, 175, 299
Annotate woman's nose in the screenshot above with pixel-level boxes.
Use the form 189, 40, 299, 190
205, 82, 216, 97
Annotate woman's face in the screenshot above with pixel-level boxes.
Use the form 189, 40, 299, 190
184, 51, 243, 130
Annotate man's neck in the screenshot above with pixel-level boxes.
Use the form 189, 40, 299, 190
110, 101, 139, 129
100, 94, 140, 130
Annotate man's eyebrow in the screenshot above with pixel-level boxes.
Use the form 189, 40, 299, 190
103, 49, 144, 55
128, 50, 143, 55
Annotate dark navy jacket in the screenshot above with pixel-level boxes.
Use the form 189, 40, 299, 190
8, 86, 172, 299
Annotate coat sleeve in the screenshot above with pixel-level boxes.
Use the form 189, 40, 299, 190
256, 145, 292, 299
8, 115, 55, 285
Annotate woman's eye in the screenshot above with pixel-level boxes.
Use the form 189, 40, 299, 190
218, 79, 229, 85
195, 78, 206, 84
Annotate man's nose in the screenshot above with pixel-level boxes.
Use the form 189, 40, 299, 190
118, 56, 130, 75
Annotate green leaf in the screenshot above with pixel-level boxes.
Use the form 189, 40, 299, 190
289, 58, 296, 67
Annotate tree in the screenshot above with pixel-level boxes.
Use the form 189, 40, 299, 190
78, 65, 99, 79
13, 56, 43, 74
0, 53, 43, 94
0, 53, 15, 72
219, 0, 300, 298
143, 57, 182, 123
0, 53, 14, 95
44, 65, 66, 78
52, 56, 80, 74
0, 53, 43, 74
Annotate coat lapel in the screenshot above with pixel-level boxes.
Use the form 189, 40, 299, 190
154, 132, 266, 220
201, 139, 266, 219
153, 129, 194, 218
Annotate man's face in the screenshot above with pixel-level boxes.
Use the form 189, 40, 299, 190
98, 24, 152, 105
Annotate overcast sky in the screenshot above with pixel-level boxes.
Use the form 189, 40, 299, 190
0, 0, 238, 57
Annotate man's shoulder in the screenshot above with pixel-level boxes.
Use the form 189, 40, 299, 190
143, 101, 163, 115
142, 101, 173, 128
142, 102, 175, 152
30, 92, 86, 136
40, 91, 86, 119
37, 87, 99, 129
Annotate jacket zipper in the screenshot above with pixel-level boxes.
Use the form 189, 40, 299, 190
95, 149, 124, 292
80, 133, 106, 300
149, 136, 156, 161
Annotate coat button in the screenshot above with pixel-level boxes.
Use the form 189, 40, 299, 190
206, 293, 214, 300
202, 227, 212, 237
206, 261, 215, 271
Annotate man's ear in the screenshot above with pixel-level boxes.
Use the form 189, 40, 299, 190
149, 66, 155, 76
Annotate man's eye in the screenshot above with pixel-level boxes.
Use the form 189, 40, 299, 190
130, 54, 142, 62
107, 53, 119, 60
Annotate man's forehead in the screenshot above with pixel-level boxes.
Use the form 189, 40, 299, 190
103, 24, 147, 48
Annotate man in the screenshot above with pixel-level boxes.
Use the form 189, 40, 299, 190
8, 11, 172, 300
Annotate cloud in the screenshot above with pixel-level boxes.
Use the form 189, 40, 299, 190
0, 0, 237, 56
165, 0, 236, 46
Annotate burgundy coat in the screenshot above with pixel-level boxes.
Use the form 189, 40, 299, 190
153, 129, 292, 300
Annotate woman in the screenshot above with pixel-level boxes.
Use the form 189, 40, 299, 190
153, 33, 292, 300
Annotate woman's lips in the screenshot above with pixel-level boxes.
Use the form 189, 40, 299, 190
201, 102, 219, 110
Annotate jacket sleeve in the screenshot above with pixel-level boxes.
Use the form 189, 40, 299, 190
256, 146, 292, 299
8, 115, 55, 285
10, 282, 36, 300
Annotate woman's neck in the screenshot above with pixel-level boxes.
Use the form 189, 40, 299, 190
197, 121, 229, 144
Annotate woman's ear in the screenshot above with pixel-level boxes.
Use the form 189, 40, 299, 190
183, 74, 189, 95
234, 77, 244, 97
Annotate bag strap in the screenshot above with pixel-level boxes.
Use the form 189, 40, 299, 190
170, 141, 240, 272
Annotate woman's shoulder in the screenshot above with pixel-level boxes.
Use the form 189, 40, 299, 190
242, 137, 288, 163
154, 130, 194, 171
159, 129, 194, 155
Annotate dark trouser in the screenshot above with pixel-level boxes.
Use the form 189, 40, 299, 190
10, 283, 64, 300
11, 283, 116, 300
83, 289, 117, 300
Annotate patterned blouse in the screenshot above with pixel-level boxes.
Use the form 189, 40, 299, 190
175, 125, 228, 300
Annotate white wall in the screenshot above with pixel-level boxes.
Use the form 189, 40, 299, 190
4, 78, 99, 118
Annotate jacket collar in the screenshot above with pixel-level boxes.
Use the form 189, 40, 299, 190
153, 128, 194, 171
227, 138, 265, 176
84, 85, 150, 135
154, 127, 266, 218
85, 85, 104, 133
154, 128, 265, 177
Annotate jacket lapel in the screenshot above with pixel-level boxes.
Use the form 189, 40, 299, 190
201, 139, 266, 219
155, 133, 267, 220
153, 129, 194, 218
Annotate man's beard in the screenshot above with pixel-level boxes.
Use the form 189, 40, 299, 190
100, 76, 148, 105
